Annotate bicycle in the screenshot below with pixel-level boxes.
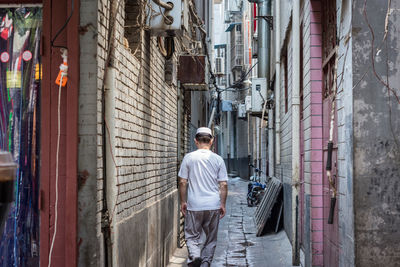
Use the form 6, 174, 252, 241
247, 164, 266, 207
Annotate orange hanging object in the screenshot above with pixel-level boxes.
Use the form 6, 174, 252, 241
55, 62, 68, 86
55, 48, 68, 87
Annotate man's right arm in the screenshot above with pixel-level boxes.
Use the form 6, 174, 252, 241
179, 178, 188, 216
219, 181, 228, 219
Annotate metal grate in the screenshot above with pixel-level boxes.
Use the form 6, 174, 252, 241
254, 177, 283, 236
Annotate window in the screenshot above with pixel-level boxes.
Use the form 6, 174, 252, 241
322, 0, 337, 99
215, 57, 223, 73
236, 24, 241, 32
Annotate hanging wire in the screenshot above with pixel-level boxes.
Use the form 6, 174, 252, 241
51, 0, 74, 49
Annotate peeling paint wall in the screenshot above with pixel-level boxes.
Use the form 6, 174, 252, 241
336, 0, 355, 266
352, 0, 400, 265
78, 0, 100, 266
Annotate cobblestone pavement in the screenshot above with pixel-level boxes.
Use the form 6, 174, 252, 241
168, 177, 296, 267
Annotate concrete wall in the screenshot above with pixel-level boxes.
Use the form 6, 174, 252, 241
353, 0, 400, 265
336, 0, 355, 266
78, 0, 100, 266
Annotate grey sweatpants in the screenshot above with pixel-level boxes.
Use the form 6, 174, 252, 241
185, 210, 220, 266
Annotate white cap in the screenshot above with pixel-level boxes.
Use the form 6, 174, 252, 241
196, 127, 213, 137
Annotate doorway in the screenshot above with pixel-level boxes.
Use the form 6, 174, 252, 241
0, 5, 42, 266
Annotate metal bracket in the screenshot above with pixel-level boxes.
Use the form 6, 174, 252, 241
256, 15, 273, 30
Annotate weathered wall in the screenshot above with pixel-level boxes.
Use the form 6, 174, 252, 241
300, 1, 325, 266
276, 23, 293, 241
94, 1, 180, 266
303, 1, 325, 266
352, 0, 400, 265
336, 0, 355, 266
78, 0, 100, 266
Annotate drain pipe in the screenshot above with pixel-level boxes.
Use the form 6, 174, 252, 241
274, 0, 281, 167
291, 0, 301, 265
257, 0, 271, 176
227, 110, 231, 174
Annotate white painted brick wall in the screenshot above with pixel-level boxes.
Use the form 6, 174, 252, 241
97, 0, 178, 225
278, 33, 293, 185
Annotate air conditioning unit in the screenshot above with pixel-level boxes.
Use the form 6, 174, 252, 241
238, 104, 247, 118
147, 0, 182, 36
215, 57, 225, 74
224, 11, 232, 23
251, 78, 267, 114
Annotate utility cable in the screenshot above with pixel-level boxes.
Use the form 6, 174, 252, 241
51, 0, 74, 49
48, 72, 65, 267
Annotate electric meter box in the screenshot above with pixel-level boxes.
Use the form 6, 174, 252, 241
238, 104, 247, 118
147, 0, 182, 36
251, 78, 267, 114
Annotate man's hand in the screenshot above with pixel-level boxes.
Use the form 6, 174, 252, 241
220, 205, 226, 219
181, 202, 187, 216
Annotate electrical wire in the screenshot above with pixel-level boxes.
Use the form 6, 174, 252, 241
47, 73, 65, 267
51, 0, 74, 49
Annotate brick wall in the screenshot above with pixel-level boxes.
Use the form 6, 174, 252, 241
95, 1, 180, 265
307, 1, 324, 266
276, 28, 293, 241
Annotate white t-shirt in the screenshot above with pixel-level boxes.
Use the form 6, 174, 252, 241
178, 149, 228, 211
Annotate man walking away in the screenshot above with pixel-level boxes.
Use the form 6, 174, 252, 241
178, 127, 228, 267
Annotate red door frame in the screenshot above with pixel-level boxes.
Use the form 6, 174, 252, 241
41, 0, 79, 266
0, 0, 79, 265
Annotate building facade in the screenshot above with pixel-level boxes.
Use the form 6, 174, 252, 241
213, 0, 400, 266
272, 0, 400, 266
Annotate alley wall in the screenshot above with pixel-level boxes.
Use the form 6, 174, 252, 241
352, 0, 400, 265
277, 26, 293, 244
79, 0, 181, 266
335, 0, 354, 266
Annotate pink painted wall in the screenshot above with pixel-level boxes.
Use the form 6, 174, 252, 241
309, 1, 324, 266
301, 0, 324, 266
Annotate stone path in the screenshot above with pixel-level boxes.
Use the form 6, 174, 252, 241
168, 177, 296, 267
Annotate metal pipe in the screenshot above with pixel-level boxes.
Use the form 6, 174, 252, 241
208, 105, 216, 128
227, 110, 231, 173
257, 0, 271, 175
257, 0, 271, 80
268, 108, 274, 176
152, 0, 173, 10
291, 0, 301, 264
275, 0, 281, 165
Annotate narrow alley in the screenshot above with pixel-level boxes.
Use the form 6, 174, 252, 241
0, 0, 399, 266
168, 177, 295, 267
